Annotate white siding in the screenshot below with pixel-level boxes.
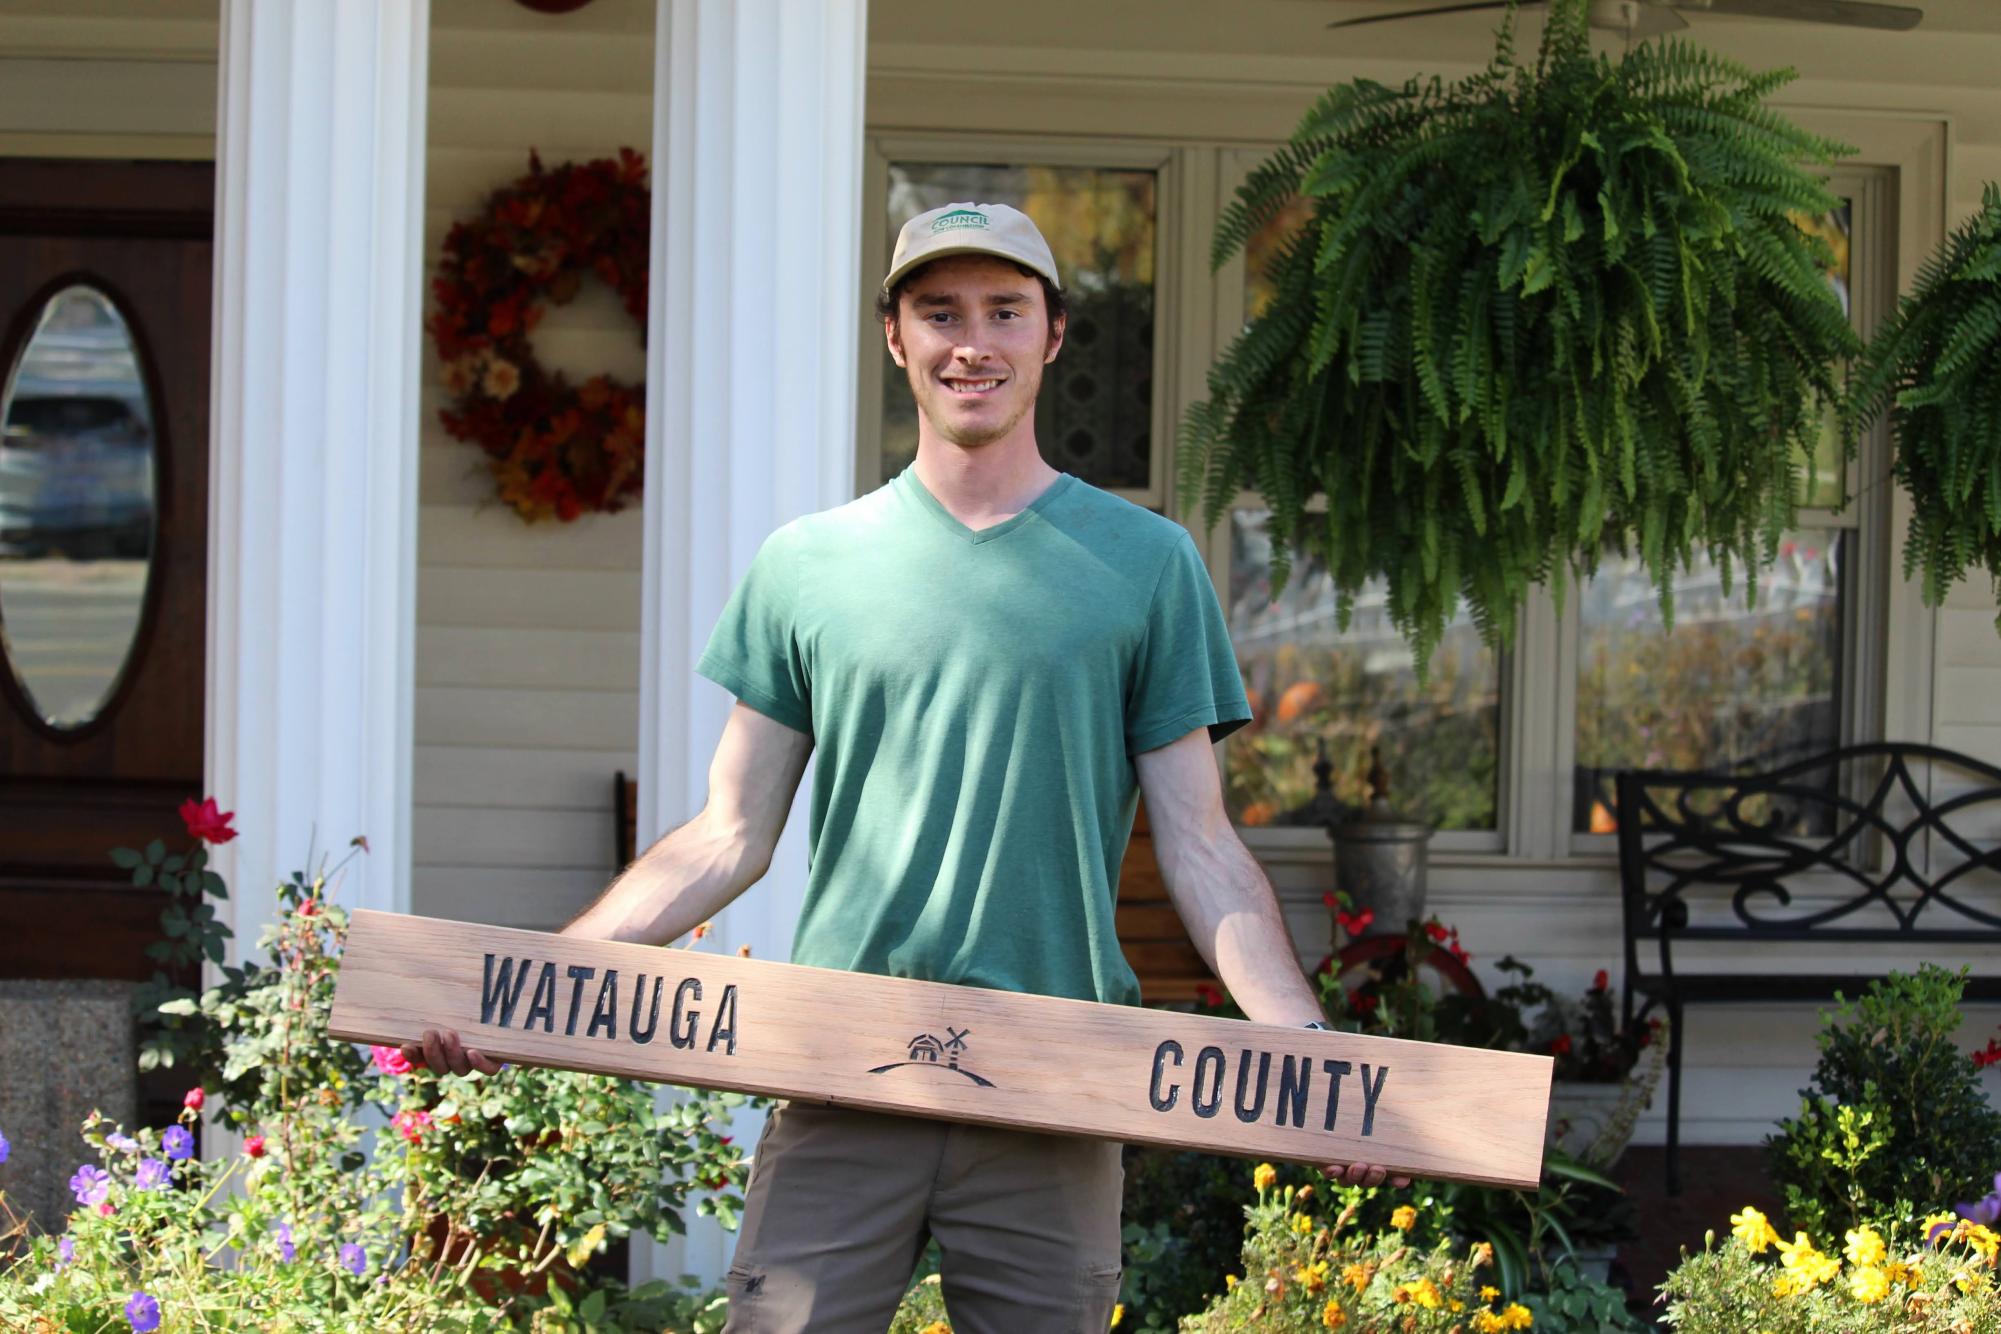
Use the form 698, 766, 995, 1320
0, 0, 216, 159
412, 0, 654, 932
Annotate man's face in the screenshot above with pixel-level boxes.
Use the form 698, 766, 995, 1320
885, 255, 1064, 450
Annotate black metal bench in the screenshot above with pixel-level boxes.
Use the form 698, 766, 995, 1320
1614, 743, 2001, 1193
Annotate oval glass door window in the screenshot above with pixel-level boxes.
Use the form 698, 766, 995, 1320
0, 285, 158, 730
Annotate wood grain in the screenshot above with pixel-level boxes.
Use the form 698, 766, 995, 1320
329, 911, 1553, 1188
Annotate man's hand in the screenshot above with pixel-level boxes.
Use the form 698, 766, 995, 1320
399, 1028, 504, 1078
1322, 1162, 1413, 1190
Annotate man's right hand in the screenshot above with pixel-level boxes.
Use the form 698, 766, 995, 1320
399, 1028, 504, 1077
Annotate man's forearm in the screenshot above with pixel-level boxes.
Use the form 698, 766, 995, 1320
562, 811, 766, 946
1155, 823, 1327, 1029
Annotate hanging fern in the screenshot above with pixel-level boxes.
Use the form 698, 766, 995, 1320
1180, 0, 1859, 672
1847, 182, 2001, 625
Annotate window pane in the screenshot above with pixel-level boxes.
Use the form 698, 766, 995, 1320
1572, 531, 1845, 832
1225, 509, 1501, 831
879, 163, 1156, 489
1796, 201, 1852, 509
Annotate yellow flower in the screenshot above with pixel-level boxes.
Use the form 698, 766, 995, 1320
1110, 1303, 1124, 1329
1885, 1258, 1919, 1286
1924, 1212, 1959, 1245
1392, 1278, 1442, 1308
1848, 1265, 1890, 1303
919, 1324, 950, 1334
1342, 1262, 1373, 1292
1471, 1241, 1494, 1268
1474, 1314, 1507, 1334
1480, 1284, 1501, 1301
1501, 1303, 1534, 1329
1965, 1223, 2000, 1262
1321, 1299, 1348, 1329
1224, 1274, 1238, 1290
1776, 1231, 1841, 1289
1450, 1298, 1466, 1312
1390, 1205, 1418, 1231
1770, 1273, 1802, 1298
1293, 1213, 1315, 1236
1295, 1260, 1330, 1295
1731, 1206, 1780, 1255
1957, 1267, 1991, 1295
1254, 1162, 1278, 1192
1844, 1225, 1886, 1267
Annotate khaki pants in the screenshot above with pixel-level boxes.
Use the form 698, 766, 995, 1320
722, 1102, 1124, 1333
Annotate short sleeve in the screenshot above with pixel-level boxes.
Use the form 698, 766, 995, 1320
1125, 532, 1253, 756
694, 528, 813, 735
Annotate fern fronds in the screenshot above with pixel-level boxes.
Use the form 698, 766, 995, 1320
1178, 0, 1859, 674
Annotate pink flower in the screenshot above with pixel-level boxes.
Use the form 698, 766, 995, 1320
182, 1088, 205, 1112
178, 796, 238, 845
370, 1045, 413, 1077
243, 1135, 266, 1158
391, 1109, 432, 1144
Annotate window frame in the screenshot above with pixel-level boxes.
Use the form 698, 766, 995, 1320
854, 132, 1922, 871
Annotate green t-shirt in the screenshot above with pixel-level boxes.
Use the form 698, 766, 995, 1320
694, 465, 1250, 1007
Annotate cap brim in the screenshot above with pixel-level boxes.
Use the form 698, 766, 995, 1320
881, 245, 1062, 293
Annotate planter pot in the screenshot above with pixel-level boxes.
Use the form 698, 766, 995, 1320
1546, 1080, 1635, 1168
1333, 808, 1432, 936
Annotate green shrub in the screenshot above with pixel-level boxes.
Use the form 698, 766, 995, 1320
1765, 965, 2001, 1237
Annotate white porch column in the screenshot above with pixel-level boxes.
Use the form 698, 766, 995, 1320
637, 0, 867, 1286
206, 1, 429, 948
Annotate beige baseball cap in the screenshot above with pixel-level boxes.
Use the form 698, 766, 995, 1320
882, 201, 1062, 293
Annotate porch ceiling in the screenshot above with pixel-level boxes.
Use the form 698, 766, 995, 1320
870, 0, 2001, 88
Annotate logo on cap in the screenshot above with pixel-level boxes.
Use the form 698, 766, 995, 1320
930, 208, 990, 234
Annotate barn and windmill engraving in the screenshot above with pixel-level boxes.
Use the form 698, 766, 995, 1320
868, 1025, 995, 1087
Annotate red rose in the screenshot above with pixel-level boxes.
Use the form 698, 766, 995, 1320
1593, 969, 1610, 992
1550, 1034, 1574, 1056
183, 1088, 205, 1112
1423, 920, 1450, 943
243, 1135, 266, 1158
179, 797, 238, 845
297, 899, 319, 917
1348, 989, 1379, 1015
1322, 892, 1339, 910
1196, 983, 1225, 1008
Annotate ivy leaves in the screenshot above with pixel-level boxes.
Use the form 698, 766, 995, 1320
1180, 0, 1859, 674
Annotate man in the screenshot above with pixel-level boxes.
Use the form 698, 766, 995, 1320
406, 202, 1403, 1332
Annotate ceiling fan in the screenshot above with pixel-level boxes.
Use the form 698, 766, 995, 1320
1326, 0, 1922, 39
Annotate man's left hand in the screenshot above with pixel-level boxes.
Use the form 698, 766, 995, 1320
1322, 1162, 1413, 1189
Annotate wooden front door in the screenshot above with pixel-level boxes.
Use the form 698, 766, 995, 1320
0, 160, 213, 984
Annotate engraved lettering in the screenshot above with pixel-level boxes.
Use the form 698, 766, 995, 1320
1321, 1059, 1352, 1132
523, 961, 559, 1033
480, 954, 531, 1028
1233, 1049, 1271, 1124
1149, 1040, 1183, 1112
1191, 1045, 1224, 1119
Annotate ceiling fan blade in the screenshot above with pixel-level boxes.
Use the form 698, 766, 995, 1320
1676, 0, 1921, 29
1327, 1, 1520, 29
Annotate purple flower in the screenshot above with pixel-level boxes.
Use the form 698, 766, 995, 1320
161, 1126, 193, 1161
134, 1158, 170, 1192
106, 1132, 138, 1153
339, 1241, 367, 1276
273, 1220, 296, 1263
0, 1128, 9, 1163
124, 1291, 161, 1333
69, 1164, 110, 1207
1957, 1176, 2001, 1227
55, 1236, 75, 1269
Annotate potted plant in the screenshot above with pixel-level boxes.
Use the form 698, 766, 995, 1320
1179, 0, 1859, 674
1489, 959, 1664, 1171
1846, 182, 2001, 616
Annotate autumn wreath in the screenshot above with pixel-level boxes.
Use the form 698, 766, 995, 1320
428, 149, 649, 522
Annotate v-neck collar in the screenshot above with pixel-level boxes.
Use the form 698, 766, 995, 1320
898, 465, 1076, 545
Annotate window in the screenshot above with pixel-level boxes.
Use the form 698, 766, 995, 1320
855, 141, 1894, 865
1215, 168, 1503, 840
1568, 197, 1873, 837
868, 152, 1163, 499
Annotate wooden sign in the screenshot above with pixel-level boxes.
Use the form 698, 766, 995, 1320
328, 911, 1553, 1189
